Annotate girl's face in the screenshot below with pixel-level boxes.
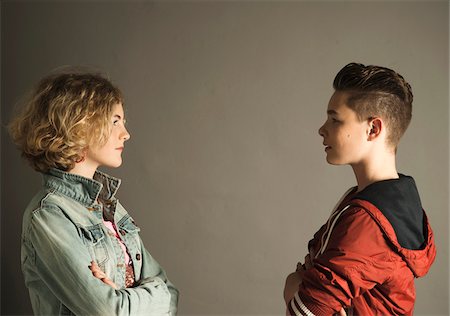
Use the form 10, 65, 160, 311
85, 103, 130, 169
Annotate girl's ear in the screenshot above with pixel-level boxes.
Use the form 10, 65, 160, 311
75, 148, 88, 163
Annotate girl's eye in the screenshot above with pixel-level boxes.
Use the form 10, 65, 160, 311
113, 120, 119, 126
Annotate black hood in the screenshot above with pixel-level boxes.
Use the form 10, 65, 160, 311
354, 174, 425, 250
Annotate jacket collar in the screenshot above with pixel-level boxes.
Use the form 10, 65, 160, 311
43, 168, 121, 207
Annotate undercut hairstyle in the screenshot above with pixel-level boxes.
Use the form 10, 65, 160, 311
333, 62, 413, 148
8, 70, 123, 173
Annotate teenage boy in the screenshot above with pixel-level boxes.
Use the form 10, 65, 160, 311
284, 63, 436, 315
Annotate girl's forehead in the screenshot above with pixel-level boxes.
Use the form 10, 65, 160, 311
111, 103, 125, 115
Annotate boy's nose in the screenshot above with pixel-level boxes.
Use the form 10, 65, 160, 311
318, 124, 326, 137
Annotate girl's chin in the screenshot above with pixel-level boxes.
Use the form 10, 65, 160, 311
104, 160, 123, 169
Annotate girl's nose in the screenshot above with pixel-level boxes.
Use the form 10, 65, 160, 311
122, 127, 131, 141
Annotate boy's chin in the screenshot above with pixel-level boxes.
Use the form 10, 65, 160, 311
325, 157, 345, 165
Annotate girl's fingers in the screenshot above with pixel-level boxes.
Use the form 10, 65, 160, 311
102, 278, 119, 289
93, 271, 106, 278
89, 261, 118, 289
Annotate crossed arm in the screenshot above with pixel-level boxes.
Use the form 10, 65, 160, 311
283, 254, 312, 305
28, 206, 177, 315
89, 261, 119, 289
284, 254, 346, 316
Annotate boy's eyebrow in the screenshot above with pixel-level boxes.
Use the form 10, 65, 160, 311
327, 109, 338, 116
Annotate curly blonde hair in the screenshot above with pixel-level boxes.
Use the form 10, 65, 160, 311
8, 71, 124, 173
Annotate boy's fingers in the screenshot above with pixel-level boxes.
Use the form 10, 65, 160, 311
304, 254, 313, 269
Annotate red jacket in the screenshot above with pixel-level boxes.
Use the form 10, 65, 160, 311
288, 175, 436, 315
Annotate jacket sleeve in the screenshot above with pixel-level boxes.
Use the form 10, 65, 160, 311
307, 222, 327, 256
26, 205, 173, 316
288, 207, 396, 315
138, 239, 179, 315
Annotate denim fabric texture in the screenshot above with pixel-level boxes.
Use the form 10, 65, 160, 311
21, 168, 178, 315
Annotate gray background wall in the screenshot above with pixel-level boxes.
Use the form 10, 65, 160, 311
1, 1, 448, 315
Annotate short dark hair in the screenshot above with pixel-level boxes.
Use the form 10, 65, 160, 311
333, 62, 413, 147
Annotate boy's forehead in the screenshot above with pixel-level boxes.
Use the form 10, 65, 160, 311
327, 91, 353, 113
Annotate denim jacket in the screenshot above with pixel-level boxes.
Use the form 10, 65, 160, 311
21, 168, 178, 315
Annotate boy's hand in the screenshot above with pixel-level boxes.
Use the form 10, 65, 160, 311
286, 258, 347, 316
283, 270, 303, 304
304, 253, 313, 270
89, 261, 118, 289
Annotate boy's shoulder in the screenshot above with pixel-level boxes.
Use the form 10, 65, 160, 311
349, 174, 424, 250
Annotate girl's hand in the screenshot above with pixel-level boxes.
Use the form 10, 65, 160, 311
89, 261, 118, 289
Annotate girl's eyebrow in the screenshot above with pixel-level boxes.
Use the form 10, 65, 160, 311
113, 114, 127, 123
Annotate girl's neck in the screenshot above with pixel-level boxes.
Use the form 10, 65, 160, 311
68, 161, 97, 179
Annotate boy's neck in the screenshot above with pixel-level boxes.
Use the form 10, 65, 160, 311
351, 153, 399, 193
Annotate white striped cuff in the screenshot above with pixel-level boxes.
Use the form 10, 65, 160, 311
290, 292, 316, 316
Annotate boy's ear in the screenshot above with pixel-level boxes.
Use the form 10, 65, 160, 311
367, 118, 382, 140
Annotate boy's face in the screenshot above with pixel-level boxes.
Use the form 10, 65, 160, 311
318, 91, 371, 166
